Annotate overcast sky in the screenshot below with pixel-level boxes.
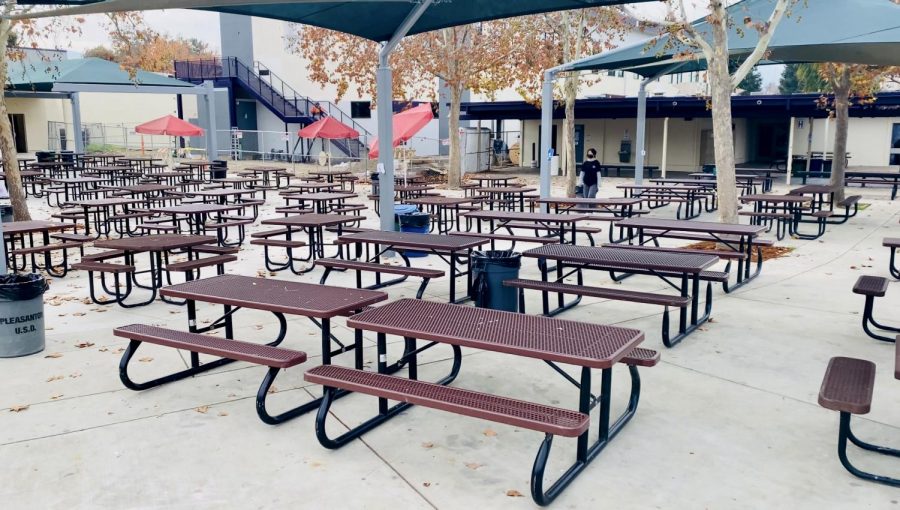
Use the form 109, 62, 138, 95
65, 5, 782, 88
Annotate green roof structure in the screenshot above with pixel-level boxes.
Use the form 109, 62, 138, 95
6, 56, 195, 91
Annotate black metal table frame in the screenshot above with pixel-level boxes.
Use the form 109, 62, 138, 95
313, 324, 645, 506
342, 240, 474, 303
621, 186, 712, 220
470, 216, 579, 245
261, 222, 346, 275
531, 201, 637, 244
4, 227, 71, 277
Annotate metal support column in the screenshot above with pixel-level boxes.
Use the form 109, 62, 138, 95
203, 81, 219, 161
634, 80, 648, 185
539, 70, 555, 211
661, 117, 670, 178
71, 92, 84, 154
786, 117, 795, 184
376, 0, 434, 232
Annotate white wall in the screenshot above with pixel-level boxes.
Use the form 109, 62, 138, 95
791, 117, 899, 167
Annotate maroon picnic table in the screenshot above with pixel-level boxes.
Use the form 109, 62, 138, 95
404, 195, 475, 233
465, 174, 519, 187
616, 217, 767, 291
313, 298, 646, 505
179, 187, 260, 205
617, 184, 712, 219
282, 191, 357, 214
463, 209, 589, 244
246, 166, 289, 188
153, 203, 243, 236
739, 194, 813, 240
285, 182, 341, 193
0, 169, 43, 196
93, 234, 217, 305
210, 177, 260, 189
530, 197, 642, 243
477, 186, 536, 212
260, 213, 363, 273
3, 220, 76, 276
310, 168, 351, 183
523, 243, 718, 347
45, 176, 109, 205
72, 197, 143, 237
156, 274, 388, 423
336, 230, 489, 302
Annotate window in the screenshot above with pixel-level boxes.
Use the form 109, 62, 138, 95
890, 123, 900, 165
350, 101, 371, 119
607, 70, 616, 77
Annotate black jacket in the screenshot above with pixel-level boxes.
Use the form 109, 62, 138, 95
581, 160, 601, 186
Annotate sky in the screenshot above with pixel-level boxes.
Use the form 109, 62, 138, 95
63, 5, 782, 89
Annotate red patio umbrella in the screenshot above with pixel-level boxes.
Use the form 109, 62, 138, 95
135, 115, 204, 137
368, 104, 433, 159
298, 116, 360, 169
298, 116, 359, 140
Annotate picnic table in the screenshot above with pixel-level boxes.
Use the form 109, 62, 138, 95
335, 230, 488, 302
27, 160, 78, 179
404, 196, 475, 233
845, 170, 900, 200
599, 163, 659, 178
150, 274, 388, 423
651, 177, 761, 196
0, 170, 43, 196
44, 176, 109, 205
464, 209, 590, 245
521, 244, 717, 347
311, 298, 648, 505
739, 194, 813, 240
477, 186, 536, 212
153, 203, 243, 236
91, 234, 217, 306
244, 166, 290, 188
618, 184, 712, 219
285, 182, 340, 193
72, 197, 143, 237
616, 217, 767, 292
179, 188, 259, 205
3, 220, 78, 276
210, 177, 260, 189
309, 168, 351, 183
465, 174, 519, 187
259, 213, 362, 273
146, 170, 194, 188
120, 156, 162, 172
283, 191, 357, 214
530, 197, 642, 243
395, 184, 434, 200
734, 167, 785, 192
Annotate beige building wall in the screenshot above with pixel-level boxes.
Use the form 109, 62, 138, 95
790, 117, 899, 167
5, 97, 67, 152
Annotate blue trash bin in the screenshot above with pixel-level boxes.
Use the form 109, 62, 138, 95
398, 211, 430, 257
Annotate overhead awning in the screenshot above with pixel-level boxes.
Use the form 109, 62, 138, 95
565, 0, 900, 76
6, 56, 195, 91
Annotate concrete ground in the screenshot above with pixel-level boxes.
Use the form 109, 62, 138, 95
2, 167, 899, 509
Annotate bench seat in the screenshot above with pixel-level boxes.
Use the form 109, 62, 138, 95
503, 278, 690, 307
882, 238, 900, 248
82, 249, 126, 261
818, 357, 875, 414
450, 231, 559, 245
304, 365, 589, 437
72, 261, 135, 273
642, 230, 775, 246
192, 244, 240, 255
250, 238, 307, 249
852, 275, 889, 297
601, 243, 747, 260
317, 258, 444, 279
251, 228, 295, 239
166, 255, 237, 273
10, 242, 81, 256
838, 195, 862, 208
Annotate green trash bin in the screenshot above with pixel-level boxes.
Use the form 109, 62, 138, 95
0, 273, 49, 357
471, 250, 521, 312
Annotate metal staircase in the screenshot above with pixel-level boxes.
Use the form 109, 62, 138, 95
174, 57, 370, 159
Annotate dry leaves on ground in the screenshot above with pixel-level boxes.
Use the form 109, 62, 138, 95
421, 442, 434, 449
506, 490, 524, 497
44, 353, 63, 359
196, 406, 209, 414
9, 405, 29, 412
74, 341, 94, 349
138, 357, 153, 363
483, 428, 497, 437
46, 375, 64, 382
465, 462, 483, 470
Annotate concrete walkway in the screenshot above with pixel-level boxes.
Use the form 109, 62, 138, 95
2, 172, 899, 509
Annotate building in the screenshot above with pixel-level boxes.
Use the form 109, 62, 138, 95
461, 93, 900, 172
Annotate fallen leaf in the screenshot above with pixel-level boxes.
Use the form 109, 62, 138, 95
9, 405, 29, 412
422, 482, 432, 488
50, 394, 63, 400
98, 347, 109, 352
217, 411, 228, 417
421, 442, 434, 449
506, 490, 524, 497
44, 352, 63, 359
483, 428, 497, 437
46, 375, 64, 382
72, 312, 86, 317
69, 372, 82, 378
138, 357, 153, 362
195, 406, 209, 414
254, 324, 264, 330
465, 462, 483, 470
267, 385, 279, 394
74, 341, 95, 349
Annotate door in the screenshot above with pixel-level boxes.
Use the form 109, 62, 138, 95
8, 114, 26, 153
699, 129, 715, 166
890, 123, 900, 166
235, 100, 259, 154
535, 125, 559, 164
574, 124, 585, 164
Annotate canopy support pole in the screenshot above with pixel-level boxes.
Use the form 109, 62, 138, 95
539, 69, 556, 212
661, 117, 669, 178
785, 117, 795, 185
203, 81, 219, 162
71, 92, 84, 154
635, 65, 682, 185
377, 0, 433, 231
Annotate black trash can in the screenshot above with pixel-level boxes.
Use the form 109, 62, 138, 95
59, 151, 75, 164
398, 212, 431, 257
35, 151, 54, 163
471, 250, 521, 312
0, 273, 49, 357
0, 204, 12, 223
209, 161, 228, 180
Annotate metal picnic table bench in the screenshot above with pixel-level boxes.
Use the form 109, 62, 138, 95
462, 209, 593, 246
617, 184, 713, 219
257, 213, 362, 274
615, 217, 769, 293
516, 244, 718, 347
845, 170, 900, 200
113, 274, 388, 424
403, 195, 476, 233
3, 220, 81, 277
739, 194, 813, 240
331, 230, 489, 302
305, 298, 657, 505
530, 197, 642, 243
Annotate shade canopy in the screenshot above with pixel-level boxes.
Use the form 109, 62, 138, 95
298, 116, 359, 139
17, 1, 653, 42
368, 104, 433, 159
135, 115, 204, 137
6, 56, 196, 92
566, 0, 900, 76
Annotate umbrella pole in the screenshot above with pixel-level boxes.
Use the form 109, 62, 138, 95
141, 135, 145, 156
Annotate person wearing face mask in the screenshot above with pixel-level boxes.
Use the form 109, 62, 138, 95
580, 148, 601, 199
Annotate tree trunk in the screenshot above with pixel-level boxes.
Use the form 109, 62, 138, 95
563, 73, 577, 197
447, 84, 462, 189
708, 7, 738, 224
829, 68, 851, 203
0, 18, 31, 221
